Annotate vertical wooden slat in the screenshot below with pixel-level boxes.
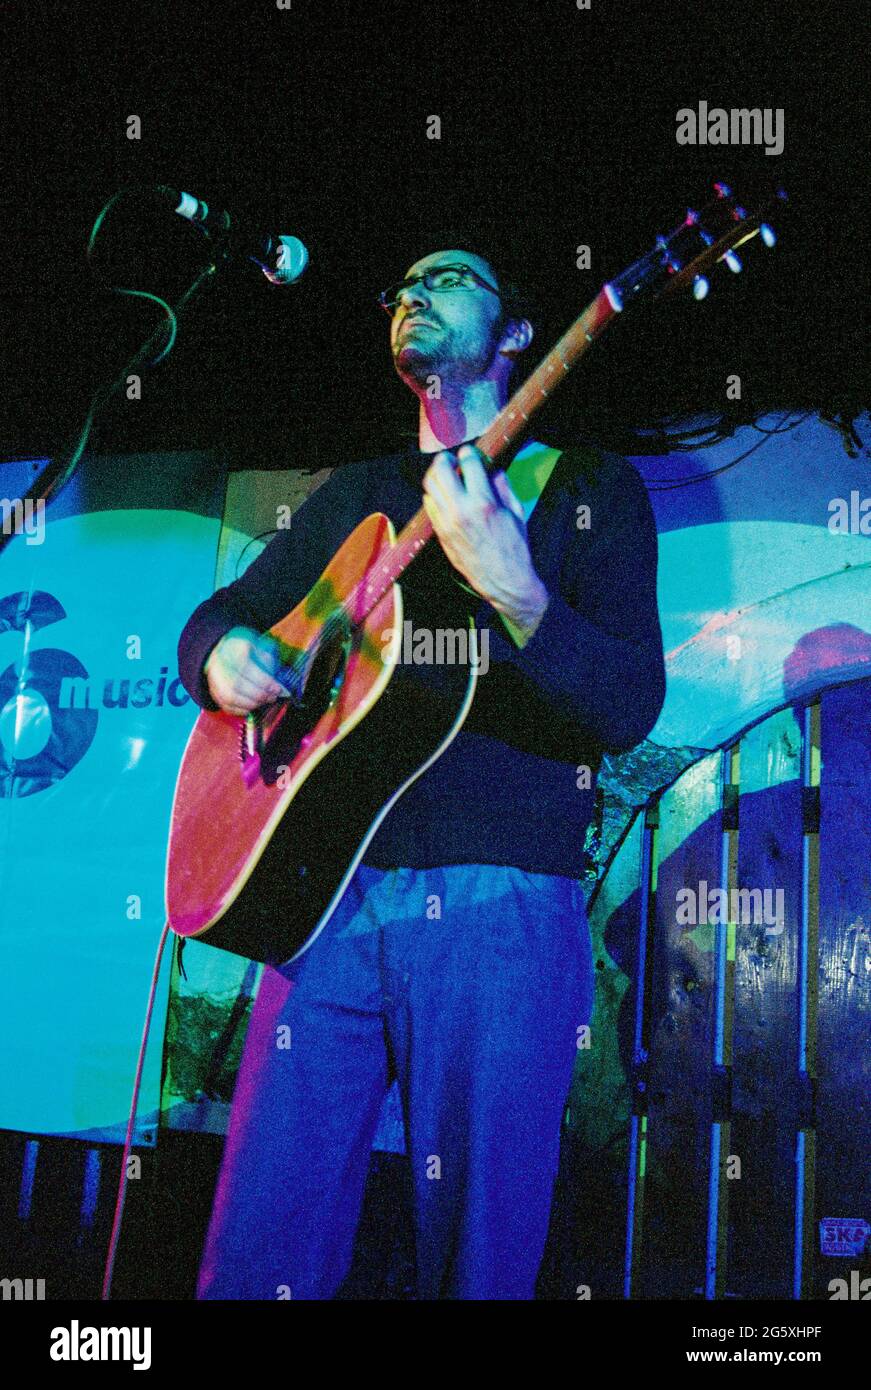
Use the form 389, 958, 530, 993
636, 752, 723, 1297
7, 1135, 40, 1272
727, 706, 804, 1297
625, 804, 658, 1299
16, 1137, 39, 1222
76, 1146, 102, 1249
814, 682, 871, 1295
567, 812, 645, 1297
706, 744, 739, 1298
794, 700, 821, 1296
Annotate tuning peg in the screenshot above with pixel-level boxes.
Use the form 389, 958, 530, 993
656, 234, 683, 273
760, 222, 777, 247
714, 181, 732, 199
692, 275, 710, 301
724, 250, 742, 273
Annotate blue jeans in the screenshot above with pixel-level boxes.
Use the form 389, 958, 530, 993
196, 862, 593, 1300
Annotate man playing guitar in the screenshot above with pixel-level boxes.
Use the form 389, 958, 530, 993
178, 246, 666, 1299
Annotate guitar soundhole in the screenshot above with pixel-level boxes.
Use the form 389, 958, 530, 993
301, 620, 352, 716
255, 620, 353, 785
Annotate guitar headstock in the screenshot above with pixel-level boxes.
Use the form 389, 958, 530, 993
606, 183, 788, 311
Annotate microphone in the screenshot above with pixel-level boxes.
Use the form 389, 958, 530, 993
156, 185, 310, 285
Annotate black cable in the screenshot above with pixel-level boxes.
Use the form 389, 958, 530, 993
646, 412, 813, 491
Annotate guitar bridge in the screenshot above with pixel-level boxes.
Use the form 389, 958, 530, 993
239, 714, 262, 787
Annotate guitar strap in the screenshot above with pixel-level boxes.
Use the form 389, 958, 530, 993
498, 439, 563, 647
450, 439, 563, 647
504, 438, 563, 521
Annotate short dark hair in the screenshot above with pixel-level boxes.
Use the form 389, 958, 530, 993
466, 252, 539, 336
401, 236, 541, 336
492, 270, 539, 334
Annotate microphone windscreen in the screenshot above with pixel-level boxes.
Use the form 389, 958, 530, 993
263, 235, 310, 285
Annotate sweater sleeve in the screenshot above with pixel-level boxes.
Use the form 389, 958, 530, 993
502, 449, 666, 754
177, 467, 364, 711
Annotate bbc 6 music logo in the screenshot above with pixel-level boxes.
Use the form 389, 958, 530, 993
0, 589, 190, 798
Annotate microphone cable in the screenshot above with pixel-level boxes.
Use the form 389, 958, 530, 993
101, 920, 173, 1301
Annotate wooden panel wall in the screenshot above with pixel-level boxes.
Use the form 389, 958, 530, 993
569, 680, 870, 1299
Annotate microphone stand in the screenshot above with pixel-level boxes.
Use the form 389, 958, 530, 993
0, 249, 227, 558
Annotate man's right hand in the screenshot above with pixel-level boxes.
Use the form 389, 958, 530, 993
204, 626, 289, 715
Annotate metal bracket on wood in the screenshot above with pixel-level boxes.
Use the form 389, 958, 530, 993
630, 1055, 650, 1115
801, 785, 821, 834
711, 1064, 733, 1122
722, 782, 740, 830
797, 1071, 817, 1129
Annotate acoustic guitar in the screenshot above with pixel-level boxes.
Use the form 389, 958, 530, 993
165, 184, 785, 966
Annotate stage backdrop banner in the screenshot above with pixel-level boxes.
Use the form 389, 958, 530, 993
155, 413, 871, 1152
0, 452, 226, 1143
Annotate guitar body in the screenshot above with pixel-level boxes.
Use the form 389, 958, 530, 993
166, 511, 476, 966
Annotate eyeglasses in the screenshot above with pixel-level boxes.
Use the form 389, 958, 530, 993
378, 262, 500, 315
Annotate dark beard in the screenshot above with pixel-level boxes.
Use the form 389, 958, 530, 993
393, 339, 450, 386
394, 333, 493, 389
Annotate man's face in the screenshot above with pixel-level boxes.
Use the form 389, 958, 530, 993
389, 249, 508, 388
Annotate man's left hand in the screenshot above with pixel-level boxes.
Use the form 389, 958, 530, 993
422, 444, 550, 643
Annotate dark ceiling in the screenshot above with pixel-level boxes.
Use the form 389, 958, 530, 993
2, 0, 866, 472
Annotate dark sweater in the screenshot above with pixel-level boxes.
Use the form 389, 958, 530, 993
177, 441, 665, 877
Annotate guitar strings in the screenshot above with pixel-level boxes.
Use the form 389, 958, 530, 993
272, 537, 413, 703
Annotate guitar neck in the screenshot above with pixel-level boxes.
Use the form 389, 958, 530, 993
348, 285, 619, 620
341, 182, 783, 625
